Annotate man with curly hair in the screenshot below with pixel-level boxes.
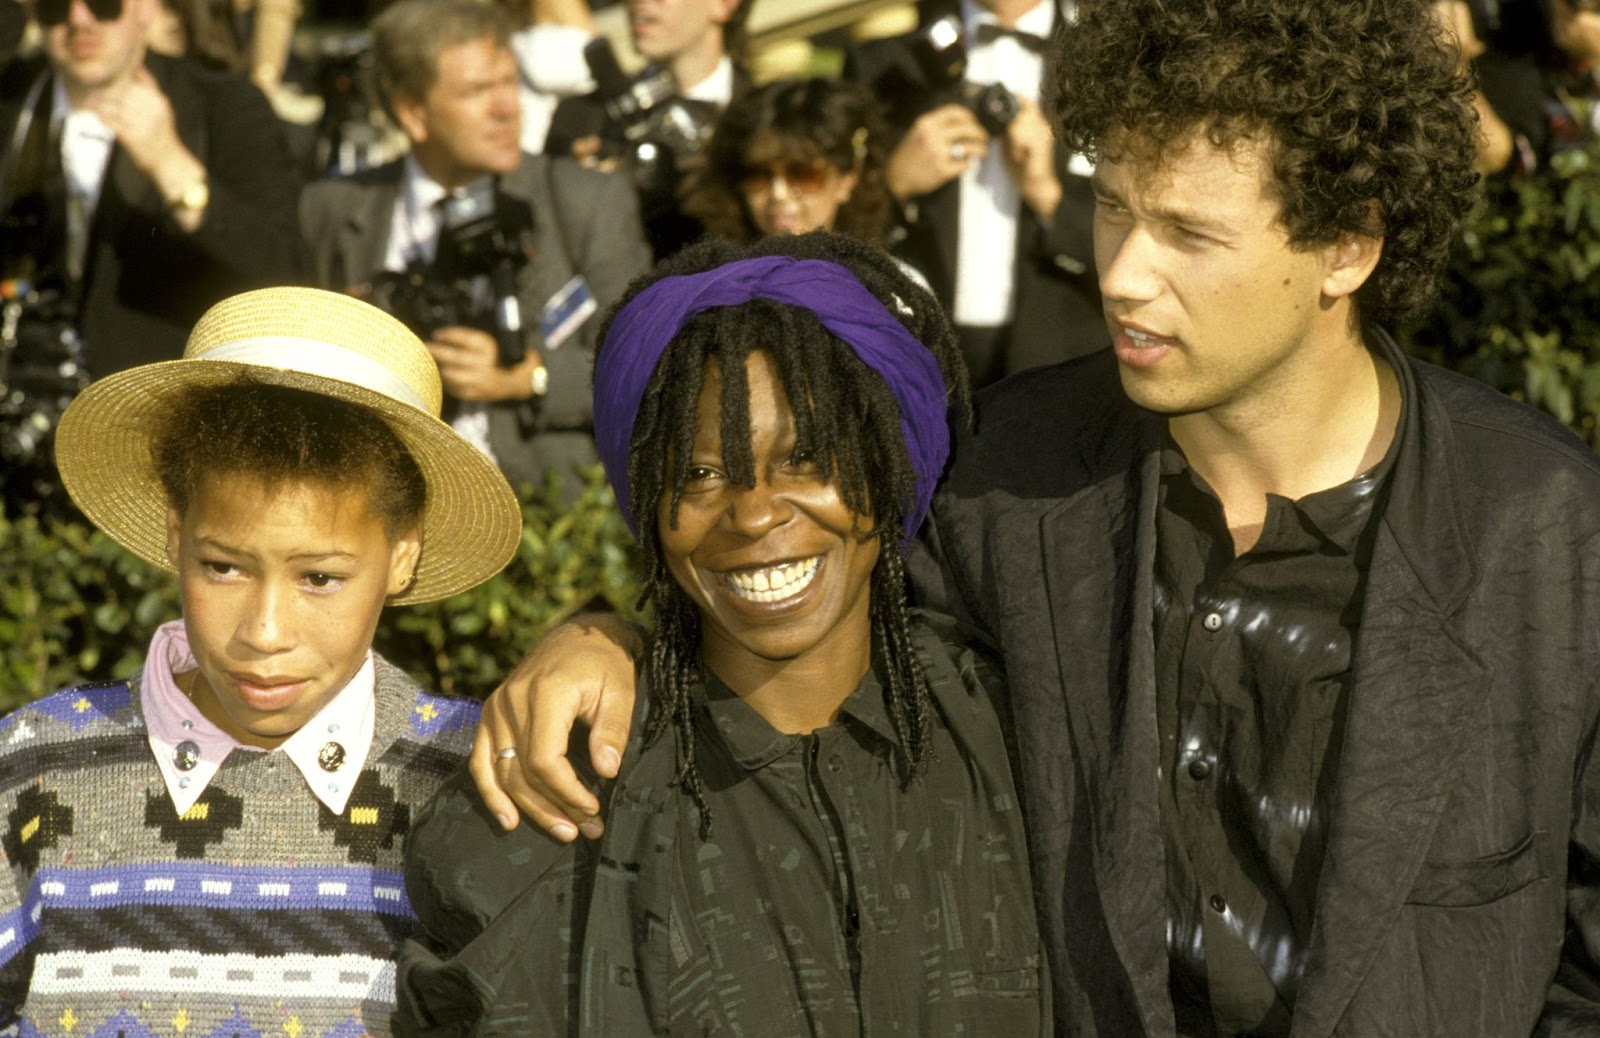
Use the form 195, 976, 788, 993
469, 0, 1600, 1033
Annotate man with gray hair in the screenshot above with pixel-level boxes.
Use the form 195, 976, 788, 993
300, 0, 650, 498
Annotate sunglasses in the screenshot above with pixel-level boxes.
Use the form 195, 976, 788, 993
36, 0, 124, 27
739, 159, 838, 195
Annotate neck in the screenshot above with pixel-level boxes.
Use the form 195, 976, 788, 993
700, 621, 874, 735
981, 0, 1047, 27
409, 148, 486, 193
1169, 324, 1401, 554
668, 38, 724, 95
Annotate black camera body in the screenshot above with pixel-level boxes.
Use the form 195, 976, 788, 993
909, 14, 1021, 137
0, 178, 91, 512
369, 179, 537, 369
580, 37, 719, 201
0, 282, 90, 514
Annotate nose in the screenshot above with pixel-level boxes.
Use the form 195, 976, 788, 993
66, 0, 99, 27
768, 171, 794, 200
492, 86, 519, 121
724, 477, 791, 538
236, 582, 294, 656
1095, 219, 1161, 306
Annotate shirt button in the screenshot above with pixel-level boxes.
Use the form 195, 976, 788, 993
1187, 758, 1212, 780
1202, 611, 1224, 632
827, 754, 844, 774
1209, 894, 1228, 914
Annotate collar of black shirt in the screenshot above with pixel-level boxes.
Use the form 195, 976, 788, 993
1157, 334, 1408, 557
695, 660, 899, 771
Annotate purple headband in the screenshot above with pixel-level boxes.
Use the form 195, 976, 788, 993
593, 255, 950, 544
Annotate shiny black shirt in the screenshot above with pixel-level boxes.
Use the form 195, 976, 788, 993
1154, 429, 1399, 1037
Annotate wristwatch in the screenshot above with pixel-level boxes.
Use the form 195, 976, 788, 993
529, 363, 549, 397
168, 177, 210, 215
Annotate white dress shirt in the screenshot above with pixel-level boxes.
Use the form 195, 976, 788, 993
383, 154, 499, 463
952, 0, 1055, 329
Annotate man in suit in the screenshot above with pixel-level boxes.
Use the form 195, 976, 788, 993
465, 0, 1600, 1034
0, 0, 300, 510
545, 0, 751, 261
300, 0, 649, 497
847, 0, 1102, 385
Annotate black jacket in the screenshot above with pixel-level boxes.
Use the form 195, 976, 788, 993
0, 52, 302, 375
915, 335, 1600, 1035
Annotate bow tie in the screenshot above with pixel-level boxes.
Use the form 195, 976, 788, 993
972, 22, 1049, 53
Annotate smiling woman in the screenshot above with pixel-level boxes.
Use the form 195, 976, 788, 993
397, 232, 1052, 1037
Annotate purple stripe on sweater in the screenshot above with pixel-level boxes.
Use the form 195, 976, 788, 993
19, 862, 414, 915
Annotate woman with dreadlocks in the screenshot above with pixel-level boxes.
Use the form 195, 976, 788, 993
394, 231, 1047, 1036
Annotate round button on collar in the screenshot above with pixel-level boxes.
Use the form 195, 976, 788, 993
318, 741, 347, 772
173, 740, 201, 772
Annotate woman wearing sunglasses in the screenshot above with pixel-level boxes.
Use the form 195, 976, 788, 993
681, 77, 900, 246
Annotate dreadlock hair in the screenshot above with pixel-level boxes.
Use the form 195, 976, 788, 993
597, 231, 970, 838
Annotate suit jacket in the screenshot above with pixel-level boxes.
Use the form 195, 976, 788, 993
846, 5, 1104, 381
298, 152, 650, 495
0, 52, 302, 375
914, 336, 1600, 1036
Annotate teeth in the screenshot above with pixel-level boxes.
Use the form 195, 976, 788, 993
725, 557, 821, 603
1125, 328, 1157, 344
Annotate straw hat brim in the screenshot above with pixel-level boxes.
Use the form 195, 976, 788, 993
55, 359, 522, 605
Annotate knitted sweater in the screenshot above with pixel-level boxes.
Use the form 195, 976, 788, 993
0, 656, 479, 1038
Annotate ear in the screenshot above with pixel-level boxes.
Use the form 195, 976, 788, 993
386, 526, 424, 597
1320, 231, 1383, 301
164, 505, 183, 565
831, 167, 859, 207
391, 92, 429, 145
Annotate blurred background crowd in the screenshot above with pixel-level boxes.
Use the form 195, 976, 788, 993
3, 0, 1600, 704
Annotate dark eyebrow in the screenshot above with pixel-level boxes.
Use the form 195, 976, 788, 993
1090, 172, 1233, 236
193, 537, 357, 564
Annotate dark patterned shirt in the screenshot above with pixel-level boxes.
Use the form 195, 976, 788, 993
399, 620, 1048, 1037
1155, 425, 1399, 1037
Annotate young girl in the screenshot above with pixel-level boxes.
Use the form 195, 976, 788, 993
0, 287, 522, 1036
398, 232, 1048, 1035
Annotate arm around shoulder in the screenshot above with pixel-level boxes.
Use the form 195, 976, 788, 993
396, 768, 589, 1036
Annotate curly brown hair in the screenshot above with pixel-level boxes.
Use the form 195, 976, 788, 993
1052, 0, 1481, 323
681, 77, 893, 244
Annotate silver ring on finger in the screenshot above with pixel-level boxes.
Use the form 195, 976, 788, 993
950, 141, 968, 162
495, 746, 518, 762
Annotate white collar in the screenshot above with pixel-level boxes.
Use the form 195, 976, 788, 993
141, 620, 378, 816
680, 56, 734, 106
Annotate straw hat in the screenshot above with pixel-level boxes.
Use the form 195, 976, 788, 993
55, 286, 522, 604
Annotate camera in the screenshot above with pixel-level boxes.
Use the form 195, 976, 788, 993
908, 14, 1021, 137
0, 281, 90, 515
577, 36, 720, 201
368, 179, 537, 368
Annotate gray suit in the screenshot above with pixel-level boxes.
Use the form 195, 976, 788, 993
915, 334, 1600, 1035
299, 152, 649, 495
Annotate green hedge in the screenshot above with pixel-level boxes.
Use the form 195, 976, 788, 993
1400, 137, 1600, 448
0, 466, 647, 713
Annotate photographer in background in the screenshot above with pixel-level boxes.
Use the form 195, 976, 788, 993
848, 0, 1102, 385
0, 0, 300, 514
546, 0, 752, 260
300, 0, 648, 500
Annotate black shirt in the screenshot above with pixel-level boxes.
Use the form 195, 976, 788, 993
1154, 416, 1400, 1037
399, 619, 1048, 1036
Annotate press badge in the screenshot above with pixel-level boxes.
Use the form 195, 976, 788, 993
539, 276, 597, 350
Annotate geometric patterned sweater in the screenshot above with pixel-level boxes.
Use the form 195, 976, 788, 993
0, 656, 479, 1038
